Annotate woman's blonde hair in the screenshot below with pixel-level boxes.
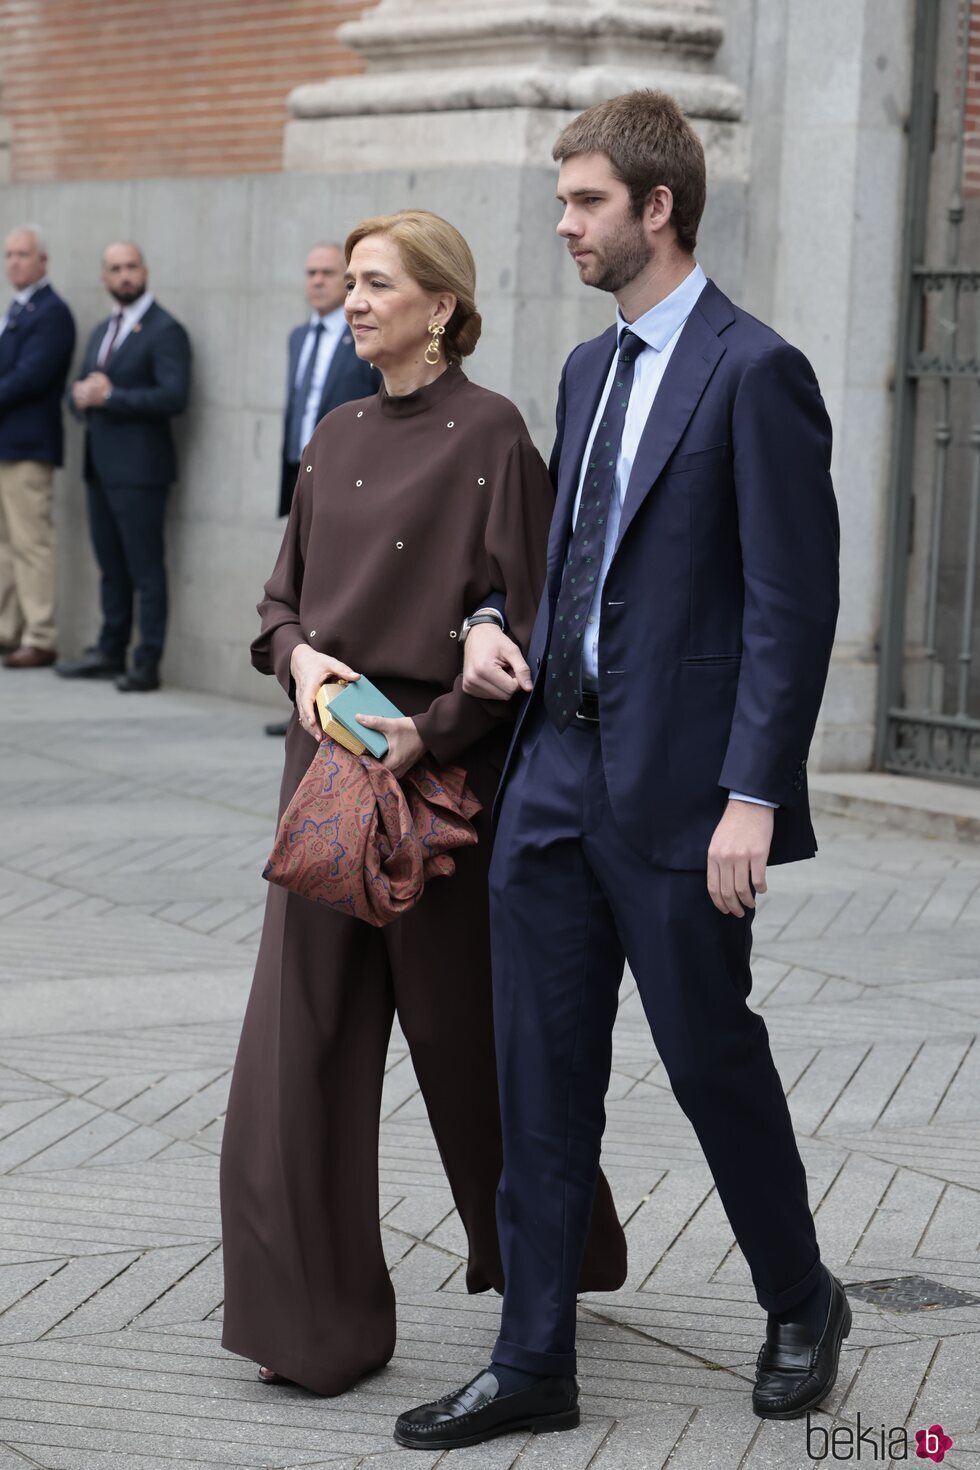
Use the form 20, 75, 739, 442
344, 208, 482, 363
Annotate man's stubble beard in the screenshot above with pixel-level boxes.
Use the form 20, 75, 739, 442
110, 285, 143, 306
584, 214, 652, 294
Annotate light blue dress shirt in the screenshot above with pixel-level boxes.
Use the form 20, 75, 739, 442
571, 262, 774, 809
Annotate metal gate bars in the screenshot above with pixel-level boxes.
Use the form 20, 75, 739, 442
877, 0, 980, 782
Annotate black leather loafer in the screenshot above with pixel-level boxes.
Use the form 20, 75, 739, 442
394, 1369, 579, 1450
115, 666, 160, 692
753, 1274, 852, 1419
55, 647, 125, 679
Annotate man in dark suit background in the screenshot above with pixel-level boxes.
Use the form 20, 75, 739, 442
58, 241, 190, 692
279, 241, 380, 518
396, 92, 846, 1450
0, 225, 76, 669
265, 242, 380, 736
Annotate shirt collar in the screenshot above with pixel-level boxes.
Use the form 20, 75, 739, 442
309, 305, 346, 334
14, 275, 49, 306
616, 262, 707, 353
115, 290, 154, 326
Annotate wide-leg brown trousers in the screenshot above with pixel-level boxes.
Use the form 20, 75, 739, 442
220, 715, 626, 1396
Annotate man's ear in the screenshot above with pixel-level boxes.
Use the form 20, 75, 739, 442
647, 184, 675, 237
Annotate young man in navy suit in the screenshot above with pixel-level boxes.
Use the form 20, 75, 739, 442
265, 242, 380, 736
396, 91, 846, 1449
0, 226, 76, 669
58, 241, 190, 693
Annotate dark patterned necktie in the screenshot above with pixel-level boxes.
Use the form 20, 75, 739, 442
100, 312, 124, 366
544, 328, 646, 730
287, 320, 325, 462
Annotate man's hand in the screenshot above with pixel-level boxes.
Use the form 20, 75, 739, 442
461, 624, 532, 700
72, 372, 113, 409
355, 714, 426, 779
707, 800, 773, 917
289, 644, 359, 741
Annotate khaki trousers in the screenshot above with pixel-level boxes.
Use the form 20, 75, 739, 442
0, 459, 57, 650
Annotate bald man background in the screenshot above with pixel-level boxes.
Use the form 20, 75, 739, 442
0, 225, 76, 669
278, 243, 380, 521
59, 241, 190, 692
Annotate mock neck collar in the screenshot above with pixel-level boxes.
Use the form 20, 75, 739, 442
377, 364, 466, 419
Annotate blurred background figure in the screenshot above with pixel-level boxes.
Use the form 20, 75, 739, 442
58, 241, 191, 693
265, 241, 380, 736
0, 224, 76, 669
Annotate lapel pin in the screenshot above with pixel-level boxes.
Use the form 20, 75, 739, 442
132, 324, 142, 334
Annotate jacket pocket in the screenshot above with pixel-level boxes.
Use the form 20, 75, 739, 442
663, 443, 729, 476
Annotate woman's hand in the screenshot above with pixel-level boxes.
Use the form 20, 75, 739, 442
355, 714, 426, 779
289, 644, 359, 740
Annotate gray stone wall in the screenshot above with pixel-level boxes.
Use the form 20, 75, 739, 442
2, 1, 916, 765
2, 159, 745, 709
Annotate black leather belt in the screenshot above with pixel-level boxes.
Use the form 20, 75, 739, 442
575, 691, 600, 723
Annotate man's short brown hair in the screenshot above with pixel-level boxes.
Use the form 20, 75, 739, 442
553, 90, 706, 254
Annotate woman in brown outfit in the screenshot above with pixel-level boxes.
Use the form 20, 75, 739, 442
219, 210, 626, 1397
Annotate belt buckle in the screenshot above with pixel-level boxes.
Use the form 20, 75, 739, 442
575, 694, 599, 723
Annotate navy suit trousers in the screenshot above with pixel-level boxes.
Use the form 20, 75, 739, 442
86, 478, 168, 669
488, 704, 823, 1376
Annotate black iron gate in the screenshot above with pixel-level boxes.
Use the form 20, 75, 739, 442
877, 0, 980, 782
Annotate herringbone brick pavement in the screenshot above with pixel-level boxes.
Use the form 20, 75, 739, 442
0, 674, 977, 1469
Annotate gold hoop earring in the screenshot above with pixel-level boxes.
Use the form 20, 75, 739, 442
424, 321, 445, 365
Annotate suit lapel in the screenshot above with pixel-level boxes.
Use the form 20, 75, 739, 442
615, 306, 725, 550
546, 329, 616, 595
105, 301, 156, 368
318, 330, 355, 416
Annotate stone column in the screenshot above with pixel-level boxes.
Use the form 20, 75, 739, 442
284, 0, 743, 173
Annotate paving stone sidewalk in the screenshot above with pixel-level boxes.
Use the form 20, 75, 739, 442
0, 672, 977, 1470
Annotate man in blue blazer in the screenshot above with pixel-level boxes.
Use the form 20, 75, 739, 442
265, 242, 380, 736
0, 226, 76, 669
58, 241, 190, 692
396, 92, 845, 1450
278, 242, 381, 518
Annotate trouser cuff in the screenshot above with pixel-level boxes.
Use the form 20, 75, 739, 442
756, 1252, 824, 1314
492, 1336, 576, 1378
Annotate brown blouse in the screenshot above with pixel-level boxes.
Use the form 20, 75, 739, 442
251, 365, 554, 765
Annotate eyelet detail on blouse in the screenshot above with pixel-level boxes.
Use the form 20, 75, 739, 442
449, 630, 458, 638
356, 410, 363, 418
447, 421, 454, 428
356, 480, 363, 487
477, 477, 486, 485
305, 465, 312, 473
396, 541, 404, 550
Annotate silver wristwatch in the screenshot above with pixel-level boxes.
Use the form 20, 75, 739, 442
458, 610, 505, 645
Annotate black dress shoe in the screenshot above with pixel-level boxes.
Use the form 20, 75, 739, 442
394, 1369, 579, 1450
55, 647, 125, 679
264, 721, 290, 737
115, 666, 160, 693
753, 1274, 852, 1419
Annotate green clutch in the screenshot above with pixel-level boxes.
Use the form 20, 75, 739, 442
326, 676, 405, 760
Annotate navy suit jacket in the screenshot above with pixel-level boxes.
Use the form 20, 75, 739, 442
75, 302, 191, 488
279, 322, 381, 515
0, 284, 76, 466
497, 280, 840, 870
